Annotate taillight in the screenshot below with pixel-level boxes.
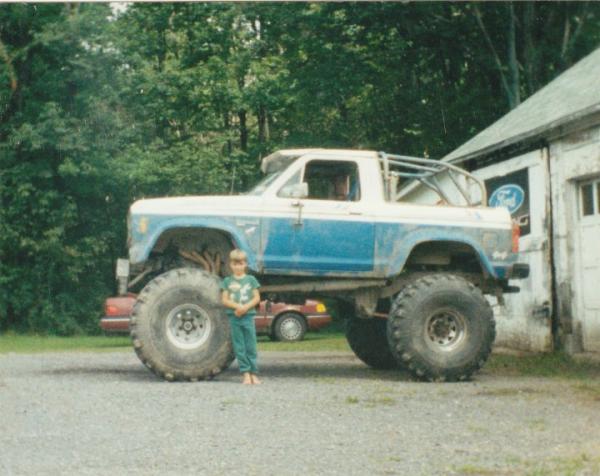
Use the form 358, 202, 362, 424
105, 304, 120, 316
511, 221, 520, 253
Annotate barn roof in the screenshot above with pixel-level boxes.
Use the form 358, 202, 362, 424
444, 47, 600, 164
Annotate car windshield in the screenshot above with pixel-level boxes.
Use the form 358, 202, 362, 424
245, 171, 283, 196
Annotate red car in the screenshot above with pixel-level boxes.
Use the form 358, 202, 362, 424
101, 294, 331, 342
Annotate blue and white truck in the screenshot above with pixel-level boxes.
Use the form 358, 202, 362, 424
117, 149, 529, 382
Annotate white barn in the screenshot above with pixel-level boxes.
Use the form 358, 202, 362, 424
408, 47, 600, 354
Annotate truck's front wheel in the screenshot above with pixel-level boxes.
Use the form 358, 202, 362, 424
387, 273, 495, 382
130, 268, 233, 381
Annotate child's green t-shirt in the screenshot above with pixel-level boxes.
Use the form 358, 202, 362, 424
221, 274, 261, 318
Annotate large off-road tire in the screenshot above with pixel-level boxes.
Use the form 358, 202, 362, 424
387, 273, 496, 382
273, 312, 307, 342
345, 317, 397, 370
130, 268, 234, 381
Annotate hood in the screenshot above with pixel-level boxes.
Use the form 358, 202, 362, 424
130, 195, 263, 216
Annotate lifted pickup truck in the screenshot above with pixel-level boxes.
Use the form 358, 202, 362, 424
116, 149, 528, 382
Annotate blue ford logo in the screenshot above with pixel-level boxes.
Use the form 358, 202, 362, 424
489, 184, 525, 214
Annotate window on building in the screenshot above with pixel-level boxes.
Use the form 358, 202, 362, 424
581, 178, 600, 216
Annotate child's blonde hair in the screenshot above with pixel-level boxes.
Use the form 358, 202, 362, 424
229, 249, 247, 263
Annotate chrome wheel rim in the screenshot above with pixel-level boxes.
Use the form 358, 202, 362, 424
279, 317, 303, 341
165, 304, 212, 350
425, 309, 467, 352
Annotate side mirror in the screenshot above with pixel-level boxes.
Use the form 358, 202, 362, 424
280, 182, 308, 199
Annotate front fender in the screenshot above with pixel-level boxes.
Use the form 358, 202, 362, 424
380, 226, 501, 279
129, 214, 259, 271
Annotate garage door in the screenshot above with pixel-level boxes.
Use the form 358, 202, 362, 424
578, 177, 600, 351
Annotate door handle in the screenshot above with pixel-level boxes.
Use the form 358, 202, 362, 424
291, 200, 304, 226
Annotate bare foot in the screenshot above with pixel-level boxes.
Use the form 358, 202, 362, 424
251, 374, 261, 385
242, 373, 252, 385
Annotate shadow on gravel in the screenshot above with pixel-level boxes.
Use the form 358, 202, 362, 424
236, 364, 413, 383
219, 354, 414, 383
34, 365, 159, 383
33, 356, 414, 383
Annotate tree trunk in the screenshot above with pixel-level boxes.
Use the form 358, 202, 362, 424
522, 2, 537, 96
0, 38, 18, 128
473, 5, 512, 110
258, 105, 266, 146
561, 1, 591, 67
238, 109, 248, 152
224, 113, 232, 156
507, 2, 520, 109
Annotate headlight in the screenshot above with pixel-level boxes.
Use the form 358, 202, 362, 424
316, 303, 327, 313
138, 216, 149, 234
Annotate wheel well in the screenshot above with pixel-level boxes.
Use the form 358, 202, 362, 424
153, 227, 235, 254
273, 311, 307, 328
128, 228, 235, 292
405, 241, 484, 275
151, 227, 235, 274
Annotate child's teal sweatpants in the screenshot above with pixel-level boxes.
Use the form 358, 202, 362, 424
229, 314, 258, 373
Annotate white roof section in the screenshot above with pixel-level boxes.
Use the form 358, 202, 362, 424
261, 148, 377, 173
444, 47, 600, 163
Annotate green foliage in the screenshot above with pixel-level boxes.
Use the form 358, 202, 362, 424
1, 2, 599, 333
0, 4, 124, 334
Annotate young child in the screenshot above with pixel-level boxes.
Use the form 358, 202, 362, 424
221, 249, 261, 385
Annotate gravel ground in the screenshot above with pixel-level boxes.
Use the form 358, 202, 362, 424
1, 349, 600, 476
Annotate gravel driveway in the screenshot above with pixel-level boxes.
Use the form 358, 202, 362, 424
1, 349, 599, 476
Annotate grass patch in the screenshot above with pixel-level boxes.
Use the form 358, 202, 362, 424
475, 387, 542, 397
523, 453, 600, 476
467, 425, 489, 434
486, 352, 600, 379
526, 418, 547, 431
365, 396, 396, 407
0, 333, 131, 354
257, 332, 350, 352
453, 453, 600, 476
220, 398, 243, 407
453, 465, 498, 475
343, 395, 396, 407
571, 382, 600, 402
0, 332, 348, 354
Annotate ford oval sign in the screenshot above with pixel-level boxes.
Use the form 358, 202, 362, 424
489, 184, 525, 214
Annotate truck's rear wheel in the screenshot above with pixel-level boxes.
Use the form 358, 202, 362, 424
345, 316, 397, 370
387, 273, 495, 382
130, 268, 233, 381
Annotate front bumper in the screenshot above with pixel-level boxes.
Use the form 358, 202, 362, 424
497, 262, 530, 294
305, 314, 332, 331
510, 263, 530, 279
100, 316, 131, 333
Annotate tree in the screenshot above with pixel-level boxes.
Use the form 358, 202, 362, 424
0, 4, 128, 333
1, 2, 599, 334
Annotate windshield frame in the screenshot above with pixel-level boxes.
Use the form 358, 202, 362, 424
245, 171, 284, 196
